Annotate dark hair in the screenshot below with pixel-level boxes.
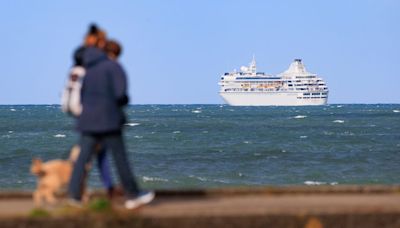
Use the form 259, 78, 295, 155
84, 23, 107, 48
73, 46, 85, 66
105, 40, 122, 58
88, 24, 99, 35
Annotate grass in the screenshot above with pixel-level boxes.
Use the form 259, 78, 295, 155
29, 208, 50, 218
29, 198, 113, 218
87, 198, 112, 213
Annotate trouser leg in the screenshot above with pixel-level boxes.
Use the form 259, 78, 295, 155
97, 148, 114, 189
68, 134, 96, 200
104, 133, 139, 198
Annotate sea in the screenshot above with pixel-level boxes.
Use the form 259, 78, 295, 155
0, 104, 399, 190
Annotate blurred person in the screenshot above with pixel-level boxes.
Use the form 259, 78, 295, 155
62, 24, 115, 198
68, 25, 154, 209
104, 39, 122, 61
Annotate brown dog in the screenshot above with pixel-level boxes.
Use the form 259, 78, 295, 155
31, 146, 82, 206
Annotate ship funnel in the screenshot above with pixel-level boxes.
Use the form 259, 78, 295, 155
279, 58, 311, 77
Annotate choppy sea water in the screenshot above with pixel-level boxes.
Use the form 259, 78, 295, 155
0, 104, 399, 190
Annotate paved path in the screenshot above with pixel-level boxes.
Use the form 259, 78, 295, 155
140, 194, 400, 217
1, 189, 400, 217
1, 187, 400, 227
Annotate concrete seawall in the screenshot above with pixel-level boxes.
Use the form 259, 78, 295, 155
1, 186, 400, 227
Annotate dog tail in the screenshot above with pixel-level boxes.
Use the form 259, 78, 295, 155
69, 145, 80, 163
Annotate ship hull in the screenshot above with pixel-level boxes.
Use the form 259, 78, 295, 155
219, 92, 327, 106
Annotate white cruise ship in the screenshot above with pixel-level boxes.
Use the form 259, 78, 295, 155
218, 57, 328, 106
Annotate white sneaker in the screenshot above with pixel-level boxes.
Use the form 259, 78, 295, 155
125, 191, 155, 209
67, 198, 83, 208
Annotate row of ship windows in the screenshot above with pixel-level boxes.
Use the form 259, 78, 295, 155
222, 89, 328, 93
225, 81, 282, 83
222, 80, 323, 83
224, 88, 278, 92
288, 84, 325, 87
222, 82, 324, 87
303, 92, 328, 96
296, 88, 327, 91
297, 97, 327, 99
295, 76, 316, 79
221, 79, 323, 82
222, 81, 282, 84
221, 76, 320, 80
288, 79, 322, 82
222, 73, 269, 76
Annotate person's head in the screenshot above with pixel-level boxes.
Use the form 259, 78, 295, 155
84, 24, 107, 49
104, 40, 122, 60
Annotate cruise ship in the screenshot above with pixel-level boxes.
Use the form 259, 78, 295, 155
218, 58, 328, 106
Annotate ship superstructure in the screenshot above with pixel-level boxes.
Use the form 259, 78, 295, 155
218, 58, 328, 106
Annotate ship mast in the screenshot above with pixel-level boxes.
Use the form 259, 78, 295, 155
250, 55, 257, 75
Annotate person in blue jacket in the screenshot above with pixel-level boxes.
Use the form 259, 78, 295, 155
68, 25, 154, 209
68, 24, 115, 198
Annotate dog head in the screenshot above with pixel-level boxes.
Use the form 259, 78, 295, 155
30, 158, 45, 176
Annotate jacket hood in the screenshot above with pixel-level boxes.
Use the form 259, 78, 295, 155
83, 47, 107, 67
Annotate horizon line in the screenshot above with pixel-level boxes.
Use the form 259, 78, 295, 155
0, 103, 399, 106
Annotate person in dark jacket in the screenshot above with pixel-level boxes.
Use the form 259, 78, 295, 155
67, 24, 114, 199
68, 34, 154, 209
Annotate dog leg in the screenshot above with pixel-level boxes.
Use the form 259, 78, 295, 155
44, 188, 57, 205
33, 190, 42, 207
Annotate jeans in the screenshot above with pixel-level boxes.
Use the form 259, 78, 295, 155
97, 147, 113, 190
68, 131, 140, 200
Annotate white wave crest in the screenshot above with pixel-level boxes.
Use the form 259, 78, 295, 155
300, 135, 308, 139
192, 110, 202, 113
304, 181, 326, 185
142, 176, 169, 182
173, 131, 181, 134
341, 131, 354, 136
293, 115, 307, 119
10, 109, 16, 112
323, 131, 334, 135
212, 178, 230, 184
333, 120, 345, 123
304, 181, 338, 186
393, 110, 400, 113
189, 175, 207, 181
125, 123, 140, 127
54, 134, 66, 138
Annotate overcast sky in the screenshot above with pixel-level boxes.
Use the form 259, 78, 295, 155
0, 0, 399, 104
